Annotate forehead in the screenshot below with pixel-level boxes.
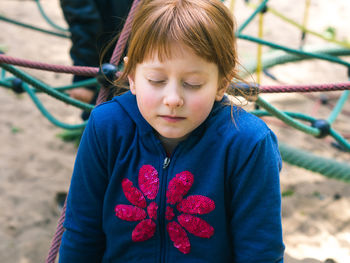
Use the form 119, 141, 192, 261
139, 43, 218, 74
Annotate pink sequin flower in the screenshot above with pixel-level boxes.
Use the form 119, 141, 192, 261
115, 166, 215, 254
166, 171, 215, 254
115, 165, 159, 242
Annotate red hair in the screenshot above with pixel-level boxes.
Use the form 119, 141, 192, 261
114, 0, 239, 93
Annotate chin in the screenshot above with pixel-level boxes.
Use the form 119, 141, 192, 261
158, 131, 189, 140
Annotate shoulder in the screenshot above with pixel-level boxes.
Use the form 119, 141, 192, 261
213, 103, 272, 146
209, 103, 281, 168
87, 94, 136, 143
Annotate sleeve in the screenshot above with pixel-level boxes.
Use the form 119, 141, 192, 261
59, 112, 108, 262
60, 0, 103, 83
229, 130, 285, 263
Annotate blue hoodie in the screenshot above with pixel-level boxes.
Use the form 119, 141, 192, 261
59, 91, 284, 262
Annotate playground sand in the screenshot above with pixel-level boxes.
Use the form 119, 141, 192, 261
0, 0, 350, 262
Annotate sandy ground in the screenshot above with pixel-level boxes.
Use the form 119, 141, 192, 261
0, 0, 350, 262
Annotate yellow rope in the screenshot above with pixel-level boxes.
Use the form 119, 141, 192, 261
300, 0, 311, 47
229, 0, 235, 13
247, 2, 350, 49
256, 5, 265, 85
302, 0, 311, 31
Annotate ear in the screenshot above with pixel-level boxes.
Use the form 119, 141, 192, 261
123, 56, 129, 65
128, 73, 136, 95
215, 85, 227, 101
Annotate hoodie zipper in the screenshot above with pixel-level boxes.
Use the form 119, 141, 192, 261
159, 156, 170, 263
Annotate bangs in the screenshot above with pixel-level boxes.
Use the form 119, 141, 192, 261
130, 1, 217, 64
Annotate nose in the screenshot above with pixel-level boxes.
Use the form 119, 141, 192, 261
163, 83, 184, 108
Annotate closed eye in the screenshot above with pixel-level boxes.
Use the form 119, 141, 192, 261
148, 79, 166, 86
183, 82, 202, 89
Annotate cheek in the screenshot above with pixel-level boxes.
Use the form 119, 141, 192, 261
188, 96, 214, 119
137, 90, 158, 113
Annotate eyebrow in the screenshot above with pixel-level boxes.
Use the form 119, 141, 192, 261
143, 66, 206, 75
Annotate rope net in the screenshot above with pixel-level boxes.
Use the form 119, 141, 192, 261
0, 0, 350, 260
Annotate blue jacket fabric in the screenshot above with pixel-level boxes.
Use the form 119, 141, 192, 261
59, 91, 285, 262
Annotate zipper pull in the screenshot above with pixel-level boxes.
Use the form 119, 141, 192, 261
163, 157, 170, 169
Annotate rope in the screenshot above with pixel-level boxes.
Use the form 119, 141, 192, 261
268, 5, 350, 49
251, 109, 350, 151
0, 54, 98, 76
35, 0, 69, 32
255, 97, 320, 136
229, 0, 236, 13
256, 1, 265, 85
327, 90, 350, 124
2, 54, 350, 94
22, 82, 87, 129
259, 82, 350, 93
238, 34, 350, 68
96, 0, 141, 105
242, 45, 350, 78
245, 2, 350, 49
45, 201, 67, 263
299, 0, 311, 48
0, 14, 69, 39
279, 142, 350, 182
237, 0, 269, 34
45, 1, 141, 261
0, 63, 94, 111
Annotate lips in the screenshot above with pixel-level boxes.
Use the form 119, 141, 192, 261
160, 115, 186, 123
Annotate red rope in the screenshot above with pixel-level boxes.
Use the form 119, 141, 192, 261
45, 201, 66, 263
0, 54, 98, 76
96, 0, 141, 105
44, 1, 141, 262
259, 82, 350, 93
2, 53, 350, 94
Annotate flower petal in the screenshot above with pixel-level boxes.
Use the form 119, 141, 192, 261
132, 219, 156, 242
122, 178, 147, 208
139, 165, 159, 200
167, 221, 191, 254
178, 214, 214, 238
165, 206, 175, 221
177, 195, 215, 215
166, 171, 194, 205
115, 204, 146, 221
147, 202, 158, 220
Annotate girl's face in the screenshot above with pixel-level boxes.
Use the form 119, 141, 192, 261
128, 44, 225, 141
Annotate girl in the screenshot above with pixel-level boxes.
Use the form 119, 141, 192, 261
59, 0, 285, 262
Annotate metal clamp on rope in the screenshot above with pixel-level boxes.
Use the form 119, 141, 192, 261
11, 78, 25, 94
312, 119, 331, 138
260, 5, 268, 13
97, 63, 118, 89
229, 82, 259, 101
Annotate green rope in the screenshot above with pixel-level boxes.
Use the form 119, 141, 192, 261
255, 96, 320, 136
35, 0, 69, 33
0, 79, 12, 88
327, 90, 350, 124
251, 109, 350, 152
0, 14, 69, 39
242, 45, 350, 78
22, 82, 87, 130
279, 142, 350, 182
329, 129, 350, 152
52, 78, 99, 92
246, 3, 350, 49
1, 68, 6, 78
238, 34, 350, 68
237, 0, 269, 34
0, 63, 94, 111
251, 110, 316, 123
